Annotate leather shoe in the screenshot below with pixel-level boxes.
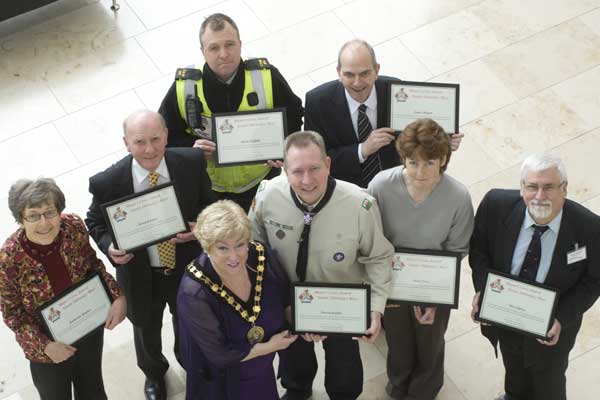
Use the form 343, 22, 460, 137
281, 389, 312, 400
144, 378, 166, 400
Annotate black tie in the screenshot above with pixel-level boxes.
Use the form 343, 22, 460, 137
519, 225, 549, 282
291, 177, 336, 281
358, 104, 381, 187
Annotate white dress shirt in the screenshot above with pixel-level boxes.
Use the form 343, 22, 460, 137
131, 157, 171, 267
344, 86, 378, 163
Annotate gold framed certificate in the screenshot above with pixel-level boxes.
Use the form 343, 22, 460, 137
388, 248, 461, 308
212, 108, 287, 166
38, 273, 113, 345
475, 270, 559, 339
291, 282, 371, 337
388, 80, 460, 134
100, 183, 188, 252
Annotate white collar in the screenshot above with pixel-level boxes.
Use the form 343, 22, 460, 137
131, 157, 169, 185
344, 84, 378, 114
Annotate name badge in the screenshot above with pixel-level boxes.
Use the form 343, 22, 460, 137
567, 246, 587, 264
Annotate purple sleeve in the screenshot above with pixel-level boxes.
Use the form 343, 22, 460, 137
178, 281, 252, 369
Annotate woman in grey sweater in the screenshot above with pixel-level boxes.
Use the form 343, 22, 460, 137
368, 118, 474, 400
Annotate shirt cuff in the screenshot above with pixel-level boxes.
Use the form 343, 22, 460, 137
357, 143, 365, 164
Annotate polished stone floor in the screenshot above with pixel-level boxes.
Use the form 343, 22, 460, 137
1, 0, 600, 399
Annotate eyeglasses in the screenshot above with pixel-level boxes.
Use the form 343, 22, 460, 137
23, 209, 59, 222
522, 182, 564, 194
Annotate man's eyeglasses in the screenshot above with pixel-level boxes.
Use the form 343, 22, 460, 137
522, 182, 564, 194
23, 209, 59, 222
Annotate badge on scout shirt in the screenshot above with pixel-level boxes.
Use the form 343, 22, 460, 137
276, 229, 285, 239
333, 252, 345, 262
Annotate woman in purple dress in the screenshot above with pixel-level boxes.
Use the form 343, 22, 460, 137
177, 200, 297, 400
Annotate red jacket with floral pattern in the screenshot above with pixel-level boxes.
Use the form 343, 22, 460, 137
0, 214, 121, 363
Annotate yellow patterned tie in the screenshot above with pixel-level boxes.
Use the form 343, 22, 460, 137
148, 172, 176, 269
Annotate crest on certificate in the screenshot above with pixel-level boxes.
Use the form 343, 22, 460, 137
394, 88, 408, 102
490, 278, 505, 293
48, 307, 62, 323
112, 207, 128, 222
219, 119, 234, 134
392, 255, 406, 270
298, 289, 314, 303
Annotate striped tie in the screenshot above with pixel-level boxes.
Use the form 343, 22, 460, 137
358, 104, 381, 187
148, 172, 176, 269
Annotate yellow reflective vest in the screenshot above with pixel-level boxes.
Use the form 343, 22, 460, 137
175, 62, 274, 193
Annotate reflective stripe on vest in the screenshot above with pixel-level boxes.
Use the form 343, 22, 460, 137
176, 66, 274, 193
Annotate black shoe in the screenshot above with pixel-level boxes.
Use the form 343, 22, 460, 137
281, 389, 312, 400
144, 378, 166, 400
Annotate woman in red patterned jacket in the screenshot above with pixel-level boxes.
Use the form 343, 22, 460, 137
0, 178, 126, 400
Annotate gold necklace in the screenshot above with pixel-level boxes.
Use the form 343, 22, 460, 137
186, 241, 266, 344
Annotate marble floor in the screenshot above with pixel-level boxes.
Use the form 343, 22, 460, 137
1, 0, 600, 399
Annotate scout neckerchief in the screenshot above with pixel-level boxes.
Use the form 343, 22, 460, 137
186, 241, 266, 344
290, 177, 336, 282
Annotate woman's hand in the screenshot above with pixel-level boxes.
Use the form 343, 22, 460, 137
44, 341, 77, 363
105, 296, 127, 330
268, 330, 298, 351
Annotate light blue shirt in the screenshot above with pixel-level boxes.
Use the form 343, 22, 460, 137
510, 208, 562, 283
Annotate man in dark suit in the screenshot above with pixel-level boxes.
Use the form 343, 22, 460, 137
305, 39, 463, 187
469, 153, 600, 400
86, 110, 216, 400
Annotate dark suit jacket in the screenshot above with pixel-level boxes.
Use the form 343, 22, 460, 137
470, 189, 600, 363
304, 76, 401, 186
85, 148, 217, 326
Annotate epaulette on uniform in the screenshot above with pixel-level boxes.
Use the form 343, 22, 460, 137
175, 68, 203, 81
244, 58, 272, 70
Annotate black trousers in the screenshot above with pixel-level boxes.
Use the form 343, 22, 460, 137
215, 166, 281, 213
280, 336, 363, 400
133, 271, 180, 381
499, 331, 569, 400
30, 329, 107, 400
383, 305, 450, 400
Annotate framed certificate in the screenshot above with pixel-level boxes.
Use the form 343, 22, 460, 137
475, 270, 559, 339
38, 273, 113, 345
101, 183, 188, 252
388, 248, 461, 308
388, 80, 460, 134
212, 108, 287, 166
291, 282, 371, 337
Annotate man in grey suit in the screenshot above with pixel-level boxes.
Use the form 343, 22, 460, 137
470, 153, 600, 400
304, 39, 463, 187
86, 110, 216, 400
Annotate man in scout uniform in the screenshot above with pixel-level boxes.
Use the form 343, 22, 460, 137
158, 13, 303, 212
249, 131, 393, 400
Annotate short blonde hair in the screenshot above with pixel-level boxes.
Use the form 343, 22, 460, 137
194, 200, 250, 251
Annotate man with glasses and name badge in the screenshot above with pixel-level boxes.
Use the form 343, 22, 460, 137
469, 153, 600, 400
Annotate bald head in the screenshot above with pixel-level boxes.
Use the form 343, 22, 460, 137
122, 110, 168, 171
336, 39, 380, 103
123, 110, 168, 138
337, 39, 378, 70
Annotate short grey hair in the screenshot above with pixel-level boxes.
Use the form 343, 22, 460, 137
520, 153, 568, 183
122, 110, 167, 137
8, 178, 66, 223
284, 131, 327, 169
337, 39, 378, 70
193, 200, 250, 252
199, 13, 240, 48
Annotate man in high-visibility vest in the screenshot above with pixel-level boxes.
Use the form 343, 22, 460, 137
159, 13, 303, 212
